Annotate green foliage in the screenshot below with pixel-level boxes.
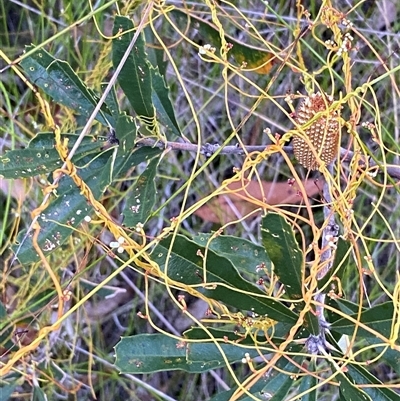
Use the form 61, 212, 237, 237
153, 233, 298, 322
261, 212, 303, 300
122, 157, 158, 227
0, 133, 103, 179
19, 46, 114, 126
1, 1, 399, 400
115, 333, 262, 373
112, 16, 155, 121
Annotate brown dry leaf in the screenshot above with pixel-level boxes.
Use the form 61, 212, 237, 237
0, 178, 28, 201
195, 179, 323, 224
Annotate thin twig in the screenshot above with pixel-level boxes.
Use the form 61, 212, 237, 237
136, 137, 400, 180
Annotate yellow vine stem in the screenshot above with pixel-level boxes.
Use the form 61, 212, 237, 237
0, 51, 53, 128
0, 2, 160, 376
0, 64, 67, 377
389, 272, 400, 348
230, 299, 312, 401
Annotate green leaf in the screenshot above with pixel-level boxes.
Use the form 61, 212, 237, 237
95, 113, 137, 192
110, 114, 160, 183
112, 16, 154, 120
19, 46, 113, 126
113, 146, 162, 179
261, 213, 320, 334
365, 338, 400, 376
262, 356, 303, 401
113, 17, 179, 138
186, 341, 261, 367
193, 233, 272, 279
115, 113, 136, 151
210, 353, 304, 401
210, 346, 303, 401
209, 377, 267, 401
150, 66, 181, 138
25, 289, 55, 314
33, 384, 47, 401
115, 333, 259, 373
122, 157, 158, 227
12, 151, 107, 264
0, 301, 14, 351
0, 380, 19, 401
12, 145, 156, 264
335, 368, 372, 401
331, 301, 395, 339
101, 83, 120, 121
144, 27, 168, 77
153, 235, 298, 323
326, 298, 365, 337
318, 237, 351, 289
298, 359, 317, 401
346, 362, 400, 401
0, 133, 102, 179
115, 333, 204, 373
186, 323, 293, 347
184, 327, 270, 346
261, 212, 303, 300
173, 10, 275, 74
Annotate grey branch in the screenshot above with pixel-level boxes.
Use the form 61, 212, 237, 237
136, 137, 400, 180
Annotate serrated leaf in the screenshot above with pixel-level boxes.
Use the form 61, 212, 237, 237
19, 46, 113, 126
0, 133, 102, 179
122, 157, 158, 227
153, 235, 298, 323
150, 66, 181, 138
261, 212, 303, 300
193, 233, 272, 278
112, 16, 154, 120
331, 301, 395, 339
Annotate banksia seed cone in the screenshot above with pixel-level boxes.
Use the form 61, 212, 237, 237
293, 92, 340, 170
